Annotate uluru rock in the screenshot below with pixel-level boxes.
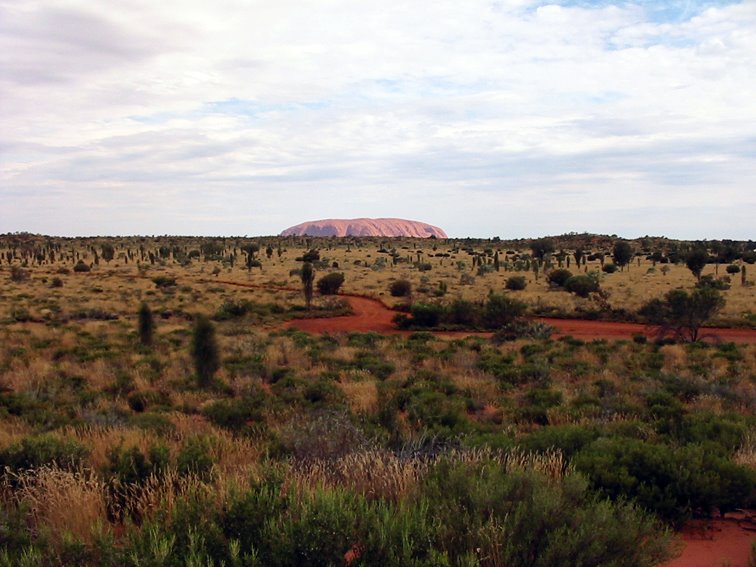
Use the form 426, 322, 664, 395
281, 218, 447, 238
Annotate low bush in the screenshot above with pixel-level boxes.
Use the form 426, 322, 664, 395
547, 268, 573, 287
505, 275, 527, 290
0, 435, 89, 472
316, 272, 345, 295
602, 263, 618, 273
574, 437, 756, 524
389, 279, 412, 297
564, 275, 599, 297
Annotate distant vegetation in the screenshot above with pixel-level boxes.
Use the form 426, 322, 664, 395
0, 231, 753, 564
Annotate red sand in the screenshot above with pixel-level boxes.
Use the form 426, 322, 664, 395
662, 515, 755, 567
280, 293, 756, 344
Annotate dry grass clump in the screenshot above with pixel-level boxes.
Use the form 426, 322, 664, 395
338, 380, 379, 414
5, 466, 108, 545
734, 430, 756, 469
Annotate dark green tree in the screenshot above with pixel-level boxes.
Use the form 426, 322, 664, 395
685, 248, 709, 281
101, 243, 115, 263
612, 240, 633, 271
301, 262, 314, 309
317, 272, 345, 295
191, 315, 220, 387
530, 238, 555, 261
138, 302, 154, 347
639, 286, 725, 342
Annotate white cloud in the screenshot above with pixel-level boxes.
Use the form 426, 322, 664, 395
1, 0, 755, 238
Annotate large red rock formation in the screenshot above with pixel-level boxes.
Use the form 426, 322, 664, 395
280, 218, 447, 238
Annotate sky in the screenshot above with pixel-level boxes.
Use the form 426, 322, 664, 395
1, 0, 755, 239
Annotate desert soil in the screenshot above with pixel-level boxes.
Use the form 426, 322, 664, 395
662, 514, 755, 567
283, 293, 756, 344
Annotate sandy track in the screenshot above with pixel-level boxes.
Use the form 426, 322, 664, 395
274, 290, 756, 344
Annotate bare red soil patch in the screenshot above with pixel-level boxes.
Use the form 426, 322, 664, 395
662, 513, 755, 567
279, 292, 756, 344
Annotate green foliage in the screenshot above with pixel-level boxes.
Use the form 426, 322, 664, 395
73, 260, 91, 273
685, 248, 710, 280
564, 275, 599, 297
300, 262, 314, 309
389, 279, 412, 297
138, 302, 154, 347
612, 241, 633, 269
726, 264, 740, 274
316, 272, 344, 295
574, 437, 755, 524
530, 237, 555, 260
176, 436, 214, 478
151, 276, 176, 288
420, 458, 670, 566
639, 286, 725, 342
602, 263, 618, 273
409, 303, 445, 327
483, 293, 526, 329
0, 434, 88, 472
547, 268, 573, 287
505, 275, 527, 290
191, 315, 220, 387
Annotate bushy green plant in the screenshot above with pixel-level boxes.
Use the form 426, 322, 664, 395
191, 315, 220, 387
0, 434, 88, 472
505, 275, 527, 290
564, 274, 599, 297
389, 279, 412, 297
602, 263, 618, 273
574, 437, 755, 524
547, 268, 573, 287
316, 272, 345, 295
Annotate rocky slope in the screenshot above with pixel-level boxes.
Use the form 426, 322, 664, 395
280, 218, 447, 238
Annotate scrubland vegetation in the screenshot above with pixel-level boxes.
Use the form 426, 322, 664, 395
0, 232, 754, 565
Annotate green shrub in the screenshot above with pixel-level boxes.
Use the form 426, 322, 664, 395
574, 437, 755, 524
420, 458, 670, 566
564, 275, 599, 297
0, 435, 88, 472
409, 303, 445, 327
73, 260, 91, 273
483, 293, 526, 329
602, 263, 618, 273
177, 436, 214, 478
316, 272, 345, 295
202, 393, 266, 432
726, 264, 740, 274
505, 275, 527, 290
547, 268, 573, 287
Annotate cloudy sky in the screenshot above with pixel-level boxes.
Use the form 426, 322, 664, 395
1, 0, 754, 239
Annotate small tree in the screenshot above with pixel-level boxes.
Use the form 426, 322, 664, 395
301, 262, 314, 309
612, 241, 633, 271
101, 244, 115, 263
138, 302, 154, 347
639, 286, 725, 342
191, 315, 220, 387
317, 272, 345, 295
685, 248, 709, 281
530, 238, 555, 261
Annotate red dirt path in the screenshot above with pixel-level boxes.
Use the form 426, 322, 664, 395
281, 293, 756, 344
662, 515, 755, 567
